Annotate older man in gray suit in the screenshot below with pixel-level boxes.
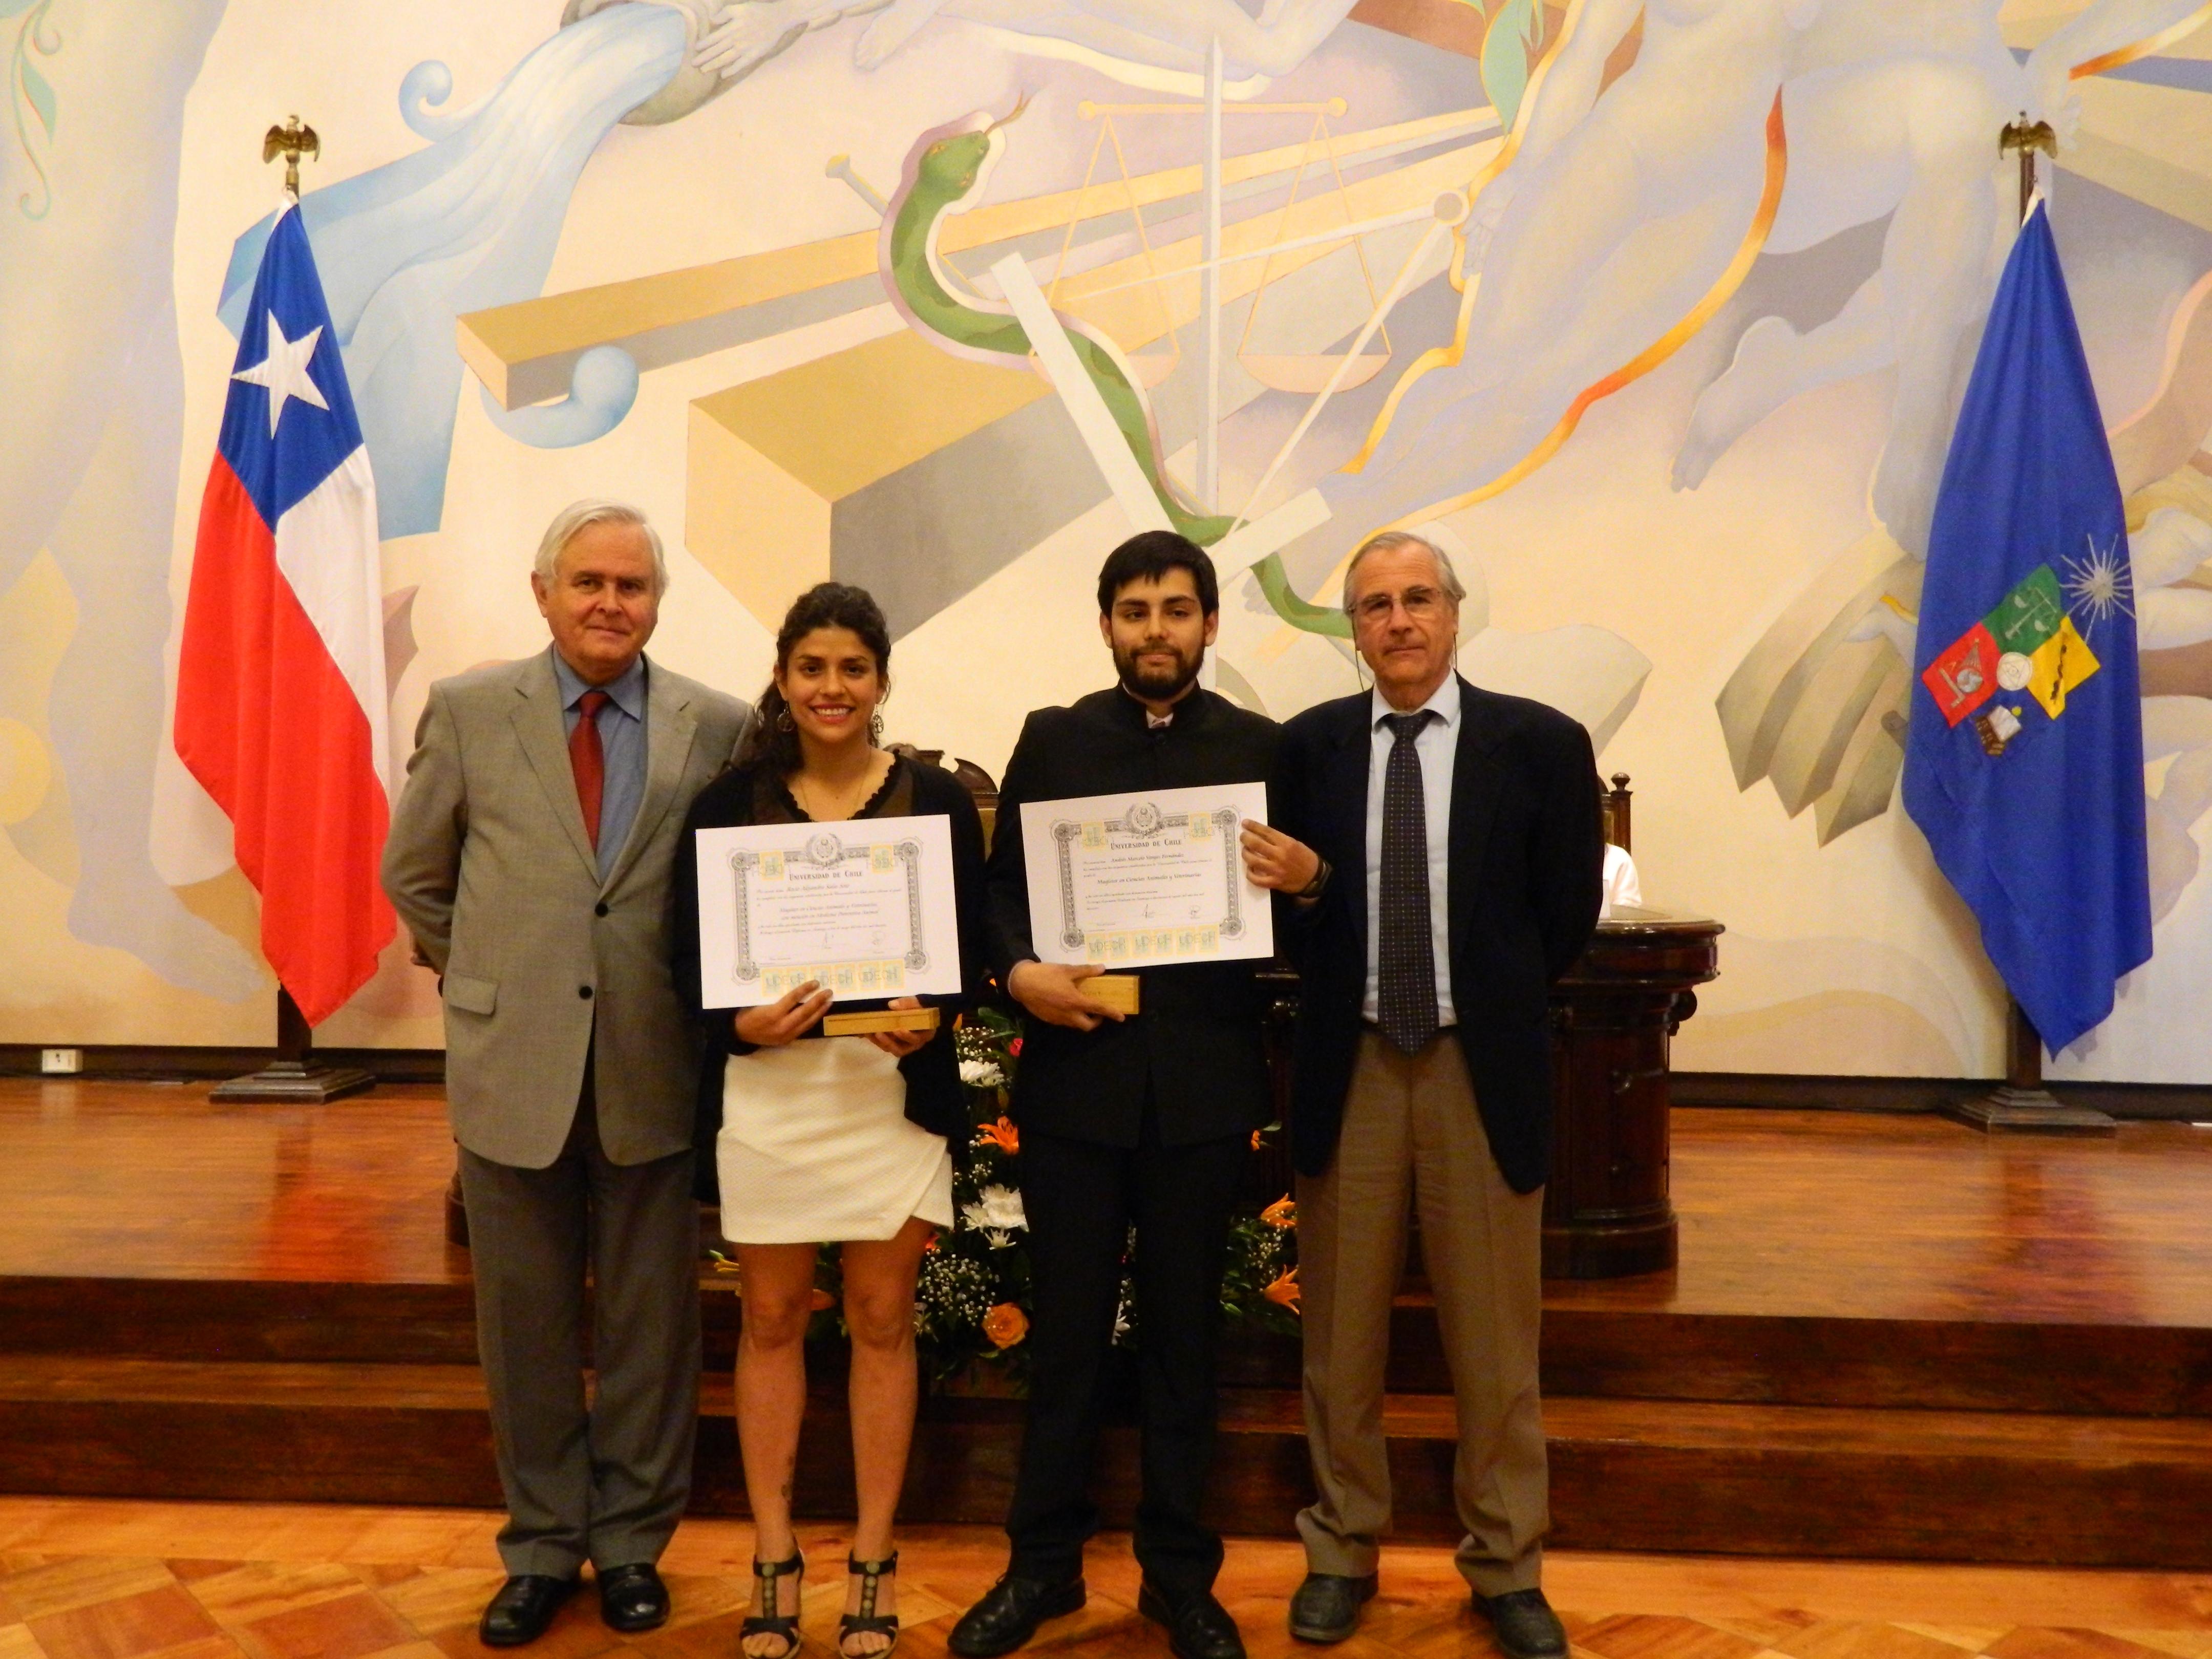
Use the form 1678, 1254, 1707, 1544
384, 500, 751, 1648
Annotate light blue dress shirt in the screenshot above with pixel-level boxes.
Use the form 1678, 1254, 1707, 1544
551, 647, 648, 882
1363, 674, 1459, 1026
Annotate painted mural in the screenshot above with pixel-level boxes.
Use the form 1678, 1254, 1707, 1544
3, 0, 2210, 1080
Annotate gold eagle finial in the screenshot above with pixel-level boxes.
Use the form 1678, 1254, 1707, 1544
262, 115, 320, 197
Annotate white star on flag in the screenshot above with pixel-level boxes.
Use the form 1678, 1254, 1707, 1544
231, 311, 330, 437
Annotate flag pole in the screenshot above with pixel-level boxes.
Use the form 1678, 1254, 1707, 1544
1942, 117, 2115, 1137
212, 986, 375, 1104
208, 113, 374, 1107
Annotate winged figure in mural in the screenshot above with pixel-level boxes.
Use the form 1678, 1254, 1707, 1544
1673, 0, 2212, 557
1670, 0, 2212, 853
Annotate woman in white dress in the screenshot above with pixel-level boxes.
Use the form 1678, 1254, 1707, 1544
670, 583, 988, 1659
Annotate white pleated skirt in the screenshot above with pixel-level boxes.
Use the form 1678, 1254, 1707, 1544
717, 1037, 954, 1244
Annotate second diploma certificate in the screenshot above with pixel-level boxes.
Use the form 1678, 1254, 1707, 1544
692, 815, 962, 1009
1020, 781, 1274, 968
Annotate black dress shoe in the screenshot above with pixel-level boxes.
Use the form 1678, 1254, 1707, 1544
1287, 1573, 1376, 1645
1474, 1589, 1567, 1659
947, 1573, 1086, 1657
1137, 1584, 1245, 1659
598, 1563, 670, 1633
479, 1575, 579, 1647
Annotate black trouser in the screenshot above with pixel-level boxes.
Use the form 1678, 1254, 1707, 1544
1005, 1114, 1249, 1600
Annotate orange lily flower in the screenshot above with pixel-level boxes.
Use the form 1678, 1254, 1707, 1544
1260, 1196, 1296, 1229
975, 1116, 1020, 1155
1263, 1268, 1300, 1312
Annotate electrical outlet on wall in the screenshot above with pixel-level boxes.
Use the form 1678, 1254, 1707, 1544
39, 1049, 81, 1074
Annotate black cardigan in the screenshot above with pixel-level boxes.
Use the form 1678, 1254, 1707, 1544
668, 755, 992, 1183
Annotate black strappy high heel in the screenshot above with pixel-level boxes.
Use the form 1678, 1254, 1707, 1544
838, 1551, 900, 1658
742, 1550, 804, 1659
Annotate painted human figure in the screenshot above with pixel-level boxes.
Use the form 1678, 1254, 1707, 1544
0, 0, 263, 1000
687, 0, 1362, 91
1261, 0, 1820, 582
1672, 0, 2212, 558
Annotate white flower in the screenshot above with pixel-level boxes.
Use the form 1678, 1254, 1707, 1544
961, 1184, 1026, 1235
959, 1058, 1007, 1089
984, 1228, 1014, 1249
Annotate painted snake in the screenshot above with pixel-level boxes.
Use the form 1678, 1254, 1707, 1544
879, 105, 1349, 637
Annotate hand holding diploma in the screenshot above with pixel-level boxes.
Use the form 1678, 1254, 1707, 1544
734, 980, 834, 1046
1009, 960, 1129, 1032
866, 995, 935, 1056
1239, 819, 1321, 894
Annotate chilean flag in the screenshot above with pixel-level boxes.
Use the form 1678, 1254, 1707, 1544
175, 206, 395, 1026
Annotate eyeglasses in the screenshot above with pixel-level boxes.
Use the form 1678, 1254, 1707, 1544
1352, 586, 1450, 624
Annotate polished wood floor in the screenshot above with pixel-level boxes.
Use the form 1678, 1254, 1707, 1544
0, 1498, 2208, 1659
3, 1079, 2208, 1325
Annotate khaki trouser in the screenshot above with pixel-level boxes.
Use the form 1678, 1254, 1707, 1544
1294, 1028, 1547, 1596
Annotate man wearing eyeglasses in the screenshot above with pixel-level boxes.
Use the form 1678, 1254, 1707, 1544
1268, 531, 1603, 1659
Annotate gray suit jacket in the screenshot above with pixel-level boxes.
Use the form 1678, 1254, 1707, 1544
382, 650, 752, 1169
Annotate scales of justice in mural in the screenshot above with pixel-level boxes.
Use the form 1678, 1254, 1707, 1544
233, 0, 2212, 732
12, 0, 2212, 1064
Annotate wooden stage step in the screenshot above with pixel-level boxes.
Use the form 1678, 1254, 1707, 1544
8, 1273, 2208, 1417
6, 1355, 2211, 1569
10, 1089, 2212, 1572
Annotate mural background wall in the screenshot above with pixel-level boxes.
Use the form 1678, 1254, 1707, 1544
3, 0, 2208, 1080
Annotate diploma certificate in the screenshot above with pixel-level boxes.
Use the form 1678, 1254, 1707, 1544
692, 815, 961, 1008
1020, 781, 1273, 968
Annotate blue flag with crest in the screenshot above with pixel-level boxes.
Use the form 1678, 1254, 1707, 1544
1901, 200, 2151, 1054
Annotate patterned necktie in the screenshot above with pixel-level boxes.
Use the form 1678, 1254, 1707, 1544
1378, 710, 1439, 1054
569, 689, 612, 850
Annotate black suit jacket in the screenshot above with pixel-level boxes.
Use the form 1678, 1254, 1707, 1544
1271, 677, 1603, 1193
986, 686, 1282, 1148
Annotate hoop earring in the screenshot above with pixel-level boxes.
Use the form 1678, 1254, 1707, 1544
775, 707, 795, 734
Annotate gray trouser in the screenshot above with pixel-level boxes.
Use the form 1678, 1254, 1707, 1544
1294, 1028, 1547, 1596
458, 1085, 701, 1578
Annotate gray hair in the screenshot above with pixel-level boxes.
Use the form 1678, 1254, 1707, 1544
1341, 529, 1465, 615
533, 499, 669, 596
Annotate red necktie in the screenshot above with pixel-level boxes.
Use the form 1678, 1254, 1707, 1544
570, 689, 611, 850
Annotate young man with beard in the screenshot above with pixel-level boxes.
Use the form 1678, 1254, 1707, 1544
952, 533, 1321, 1659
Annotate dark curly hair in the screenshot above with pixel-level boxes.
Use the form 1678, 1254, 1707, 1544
737, 582, 894, 774
1096, 529, 1218, 616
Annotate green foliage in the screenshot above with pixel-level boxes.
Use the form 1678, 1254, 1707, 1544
910, 1008, 1301, 1390
1446, 0, 1548, 130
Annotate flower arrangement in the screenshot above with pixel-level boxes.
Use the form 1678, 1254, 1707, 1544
718, 1007, 1302, 1390
906, 1007, 1301, 1388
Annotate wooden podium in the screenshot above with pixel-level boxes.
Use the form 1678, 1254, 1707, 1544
1542, 907, 1721, 1279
